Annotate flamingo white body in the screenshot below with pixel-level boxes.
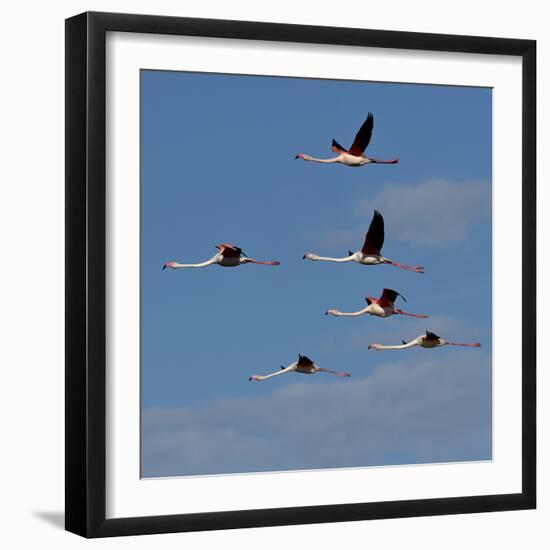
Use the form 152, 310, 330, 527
163, 243, 280, 270
304, 251, 389, 265
295, 113, 399, 167
304, 211, 424, 273
368, 331, 482, 351
249, 354, 351, 382
326, 288, 429, 319
297, 153, 378, 167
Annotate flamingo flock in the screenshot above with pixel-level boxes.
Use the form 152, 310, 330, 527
163, 113, 482, 382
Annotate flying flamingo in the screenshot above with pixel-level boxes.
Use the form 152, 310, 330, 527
249, 354, 351, 382
303, 210, 424, 273
295, 113, 399, 167
368, 331, 481, 351
326, 288, 429, 319
163, 243, 280, 270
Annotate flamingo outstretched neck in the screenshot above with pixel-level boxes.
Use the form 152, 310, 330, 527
325, 307, 370, 317
163, 256, 218, 269
295, 154, 340, 163
303, 253, 356, 263
369, 340, 419, 351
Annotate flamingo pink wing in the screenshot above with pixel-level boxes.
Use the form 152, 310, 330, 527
361, 210, 384, 255
297, 354, 314, 367
331, 139, 347, 154
216, 243, 241, 258
348, 113, 374, 157
378, 288, 399, 307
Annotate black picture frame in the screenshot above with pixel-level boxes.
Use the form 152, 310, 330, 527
65, 11, 536, 538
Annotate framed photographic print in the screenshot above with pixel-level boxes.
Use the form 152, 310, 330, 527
65, 11, 536, 538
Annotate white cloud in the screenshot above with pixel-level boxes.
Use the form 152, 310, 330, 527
142, 352, 492, 477
356, 179, 491, 246
317, 179, 491, 250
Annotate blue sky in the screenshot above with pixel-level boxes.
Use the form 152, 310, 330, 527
140, 70, 492, 477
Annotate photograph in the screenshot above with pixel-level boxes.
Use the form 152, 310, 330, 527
0, 1, 541, 546
140, 69, 492, 478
